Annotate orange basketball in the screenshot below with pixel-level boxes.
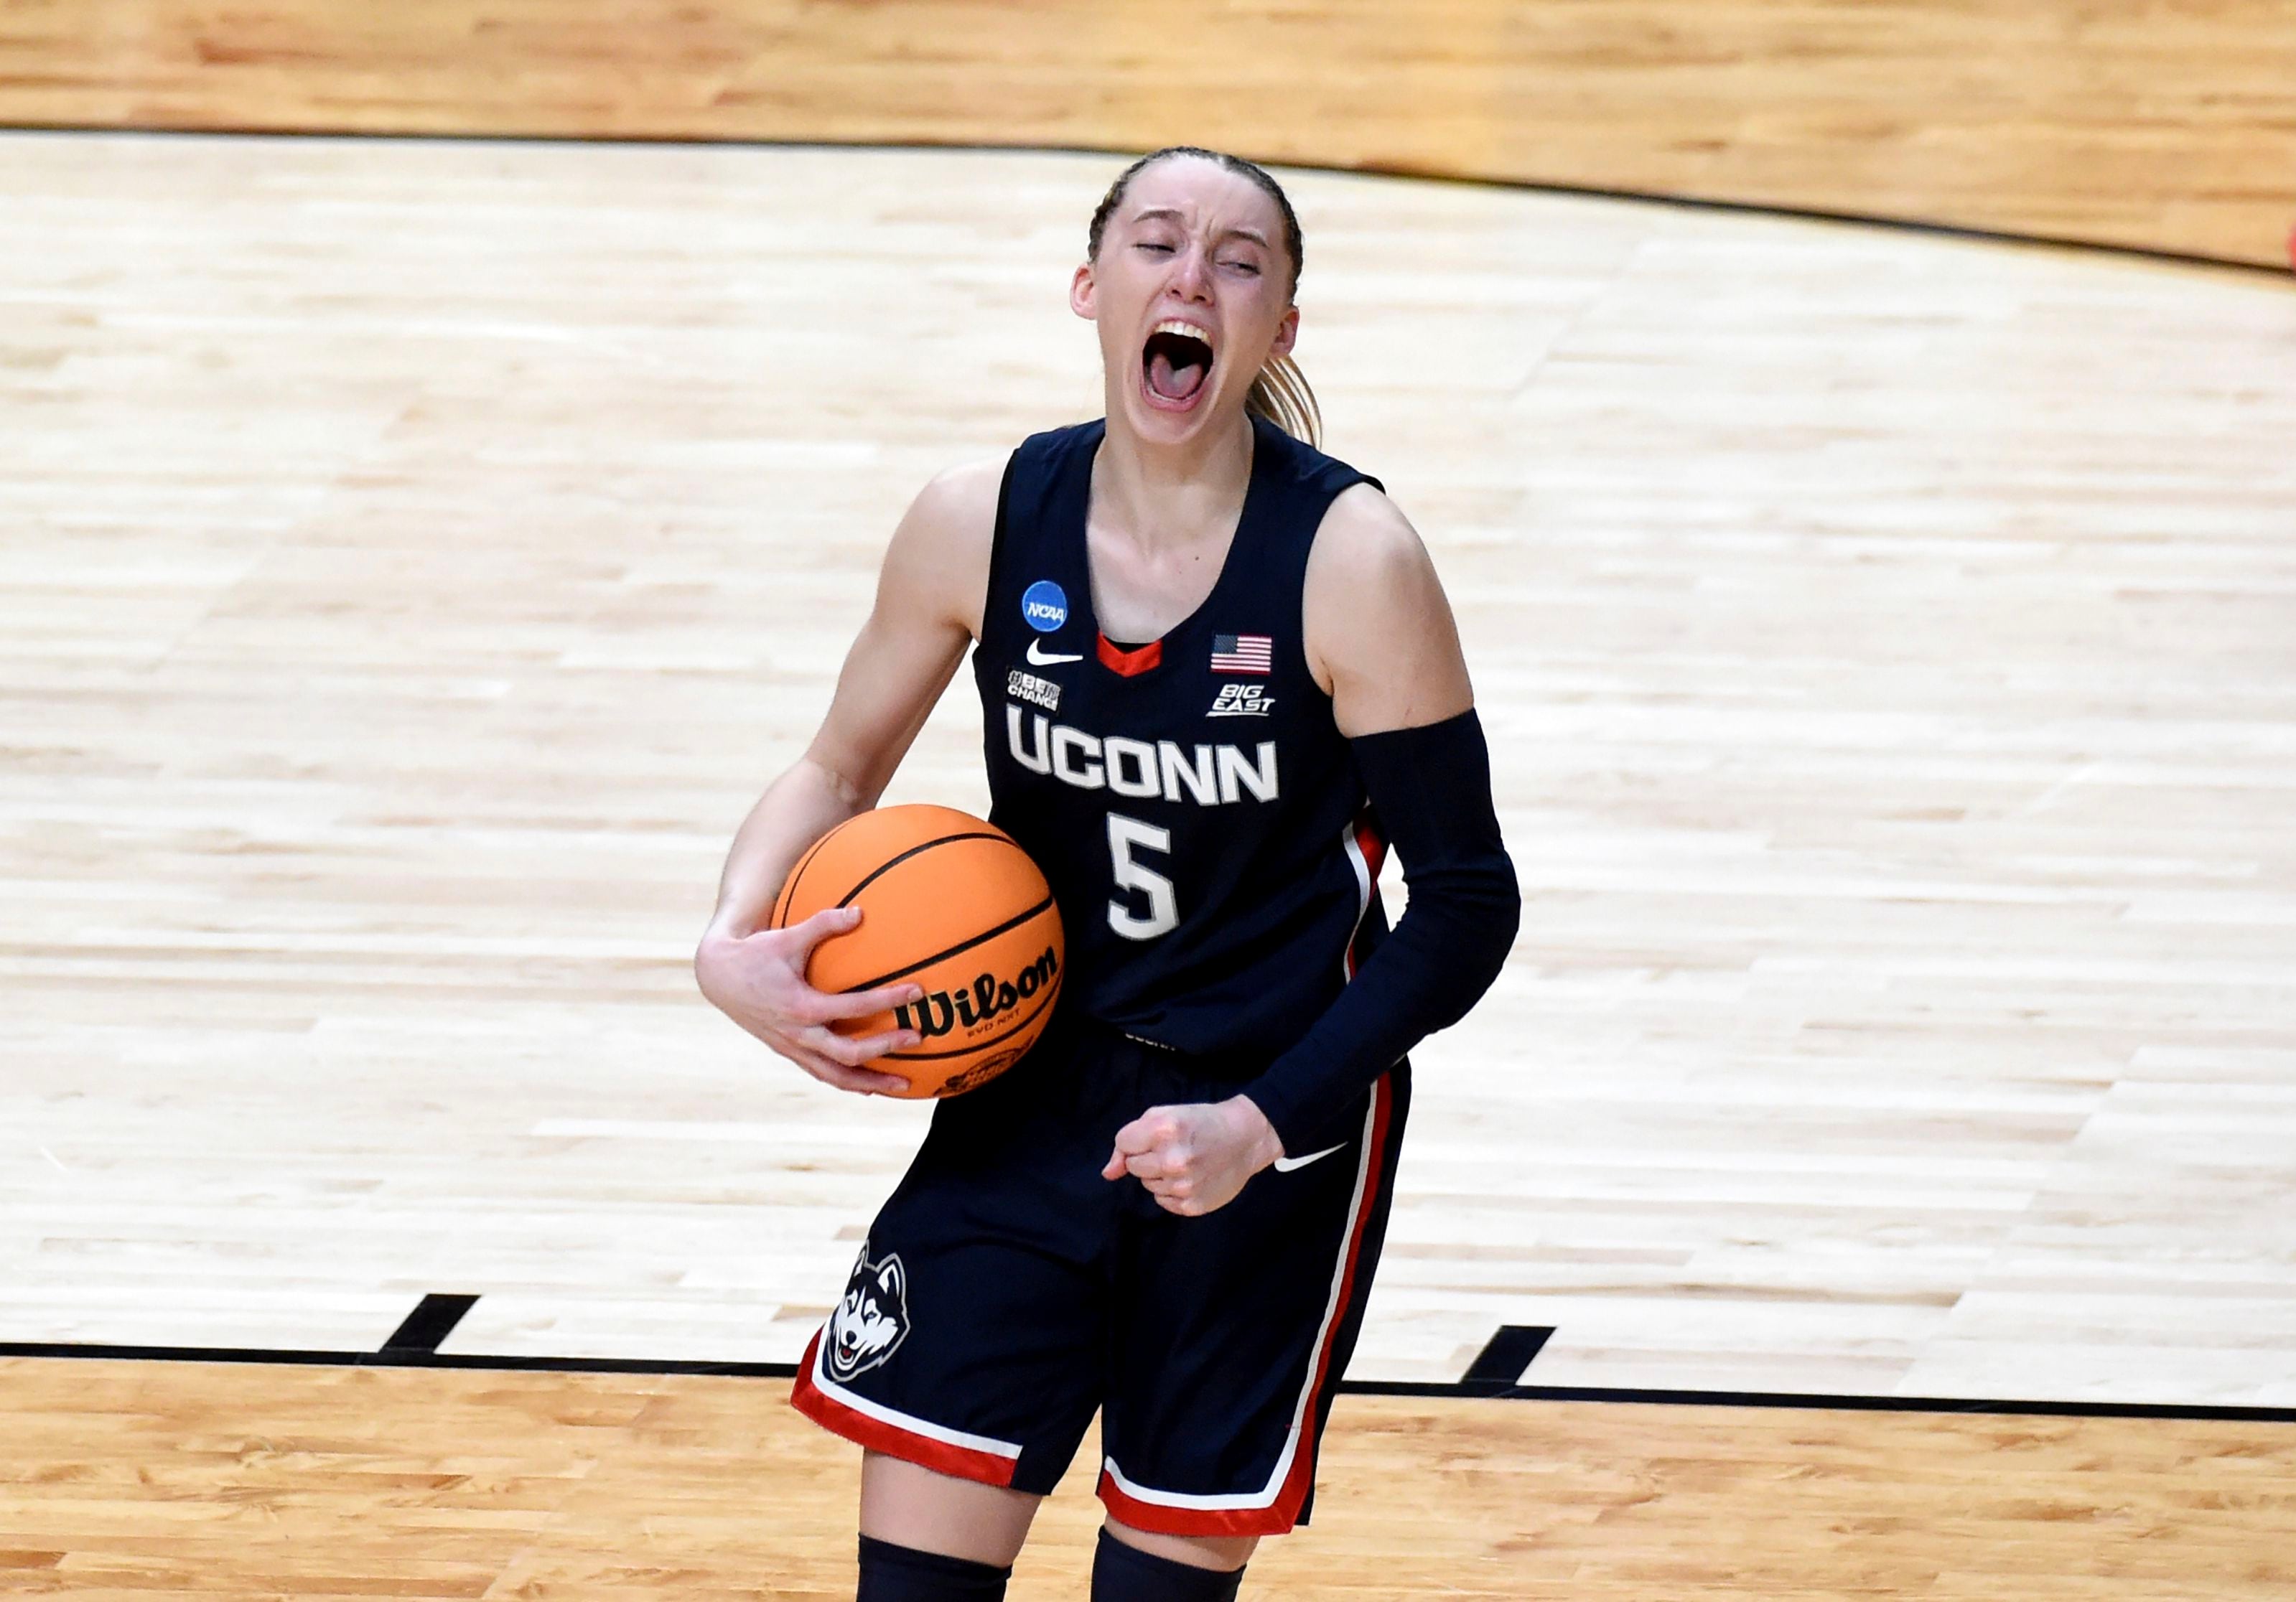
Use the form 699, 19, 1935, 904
771, 803, 1064, 1098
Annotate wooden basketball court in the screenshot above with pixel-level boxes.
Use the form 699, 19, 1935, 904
7, 1356, 2293, 1597
3, 5, 2293, 1596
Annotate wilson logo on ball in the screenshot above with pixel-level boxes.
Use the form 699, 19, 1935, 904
895, 945, 1060, 1038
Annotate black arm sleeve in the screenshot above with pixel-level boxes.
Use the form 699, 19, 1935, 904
1238, 706, 1520, 1155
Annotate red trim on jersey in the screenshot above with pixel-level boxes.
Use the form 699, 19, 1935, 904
1096, 1072, 1399, 1537
1353, 814, 1387, 883
1097, 632, 1164, 676
1343, 810, 1387, 982
789, 1329, 1022, 1488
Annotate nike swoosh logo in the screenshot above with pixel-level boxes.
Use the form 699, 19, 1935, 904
1273, 1143, 1347, 1174
1027, 640, 1083, 666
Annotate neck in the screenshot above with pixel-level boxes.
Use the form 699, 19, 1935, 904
1092, 403, 1256, 551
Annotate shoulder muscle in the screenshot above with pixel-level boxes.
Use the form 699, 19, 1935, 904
1303, 482, 1474, 737
878, 455, 1003, 640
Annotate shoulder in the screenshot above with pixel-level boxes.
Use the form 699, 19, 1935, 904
1300, 482, 1473, 729
910, 454, 1007, 525
1304, 481, 1438, 600
877, 455, 1005, 636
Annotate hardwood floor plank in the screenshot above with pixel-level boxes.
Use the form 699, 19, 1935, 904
0, 4, 2292, 264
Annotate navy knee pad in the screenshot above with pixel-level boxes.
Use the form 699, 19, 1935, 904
1090, 1528, 1245, 1602
856, 1534, 1012, 1602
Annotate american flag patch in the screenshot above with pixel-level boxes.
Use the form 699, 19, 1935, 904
1210, 633, 1274, 673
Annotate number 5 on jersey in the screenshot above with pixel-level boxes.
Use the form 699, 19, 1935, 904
1106, 812, 1178, 940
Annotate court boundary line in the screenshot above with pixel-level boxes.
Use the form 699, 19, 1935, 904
4, 1339, 2291, 1423
1, 122, 2287, 284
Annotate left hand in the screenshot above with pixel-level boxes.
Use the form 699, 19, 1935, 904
1101, 1095, 1284, 1217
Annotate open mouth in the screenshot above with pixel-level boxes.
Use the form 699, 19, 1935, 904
1142, 324, 1215, 410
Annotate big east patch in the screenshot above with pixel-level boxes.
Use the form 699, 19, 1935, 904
1208, 682, 1276, 718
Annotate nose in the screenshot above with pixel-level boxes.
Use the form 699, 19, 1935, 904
1171, 241, 1214, 302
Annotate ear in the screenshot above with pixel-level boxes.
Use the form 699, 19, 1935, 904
1070, 261, 1097, 322
1269, 303, 1299, 362
875, 1255, 906, 1303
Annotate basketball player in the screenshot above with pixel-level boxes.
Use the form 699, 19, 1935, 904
696, 148, 1519, 1601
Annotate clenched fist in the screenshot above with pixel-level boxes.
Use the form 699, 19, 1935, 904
1102, 1095, 1284, 1217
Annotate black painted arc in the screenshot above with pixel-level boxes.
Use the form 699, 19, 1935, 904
0, 1339, 803, 1378
382, 1293, 479, 1353
844, 895, 1057, 992
1336, 1377, 2296, 1423
773, 825, 837, 927
1461, 1324, 1554, 1392
3, 126, 2285, 281
6, 1337, 2296, 1423
833, 831, 1010, 909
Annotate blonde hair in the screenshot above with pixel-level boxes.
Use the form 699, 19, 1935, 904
1247, 351, 1320, 447
1086, 146, 1324, 449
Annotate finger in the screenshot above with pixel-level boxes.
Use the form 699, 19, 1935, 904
838, 1025, 926, 1061
793, 1050, 907, 1095
1101, 1147, 1128, 1181
1111, 1112, 1180, 1157
788, 904, 865, 956
814, 980, 928, 1022
1123, 1148, 1171, 1181
1109, 1116, 1156, 1157
798, 1023, 919, 1067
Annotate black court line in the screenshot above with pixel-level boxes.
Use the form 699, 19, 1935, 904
4, 1334, 2292, 1424
1459, 1324, 1554, 1393
1, 123, 2287, 285
381, 1293, 480, 1353
0, 1339, 803, 1378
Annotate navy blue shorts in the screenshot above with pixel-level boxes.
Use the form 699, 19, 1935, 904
791, 1011, 1410, 1537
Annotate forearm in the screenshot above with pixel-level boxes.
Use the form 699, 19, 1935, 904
1239, 709, 1519, 1154
706, 756, 867, 940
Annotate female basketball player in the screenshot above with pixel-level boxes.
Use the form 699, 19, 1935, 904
696, 148, 1518, 1602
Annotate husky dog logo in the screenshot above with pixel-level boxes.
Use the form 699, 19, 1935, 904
825, 1247, 911, 1382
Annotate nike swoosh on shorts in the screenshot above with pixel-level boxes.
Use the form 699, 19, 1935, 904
1272, 1142, 1347, 1174
1027, 640, 1083, 665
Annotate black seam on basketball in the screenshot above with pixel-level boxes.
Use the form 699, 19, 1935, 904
841, 894, 1058, 991
881, 973, 1063, 1060
774, 828, 836, 928
831, 830, 1012, 909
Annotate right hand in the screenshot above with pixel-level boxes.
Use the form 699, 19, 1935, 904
694, 906, 925, 1095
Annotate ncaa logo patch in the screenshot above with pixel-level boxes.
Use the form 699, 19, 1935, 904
825, 1246, 911, 1382
1021, 580, 1069, 633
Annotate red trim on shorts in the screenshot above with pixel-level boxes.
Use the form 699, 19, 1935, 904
1095, 1072, 1399, 1538
789, 1330, 1022, 1489
1096, 1469, 1279, 1538
1097, 633, 1164, 676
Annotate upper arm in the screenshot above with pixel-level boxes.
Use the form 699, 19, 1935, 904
1302, 482, 1475, 739
802, 456, 1002, 805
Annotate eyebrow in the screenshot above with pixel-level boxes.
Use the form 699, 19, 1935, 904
1131, 206, 1271, 248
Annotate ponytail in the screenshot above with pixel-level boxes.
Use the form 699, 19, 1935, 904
1246, 352, 1321, 448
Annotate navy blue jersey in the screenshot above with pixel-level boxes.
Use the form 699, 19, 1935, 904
971, 413, 1391, 1063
